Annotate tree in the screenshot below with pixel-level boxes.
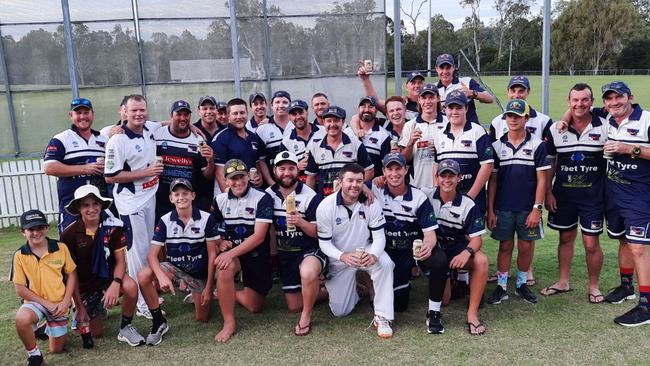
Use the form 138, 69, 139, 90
493, 0, 531, 61
460, 0, 482, 71
400, 0, 426, 38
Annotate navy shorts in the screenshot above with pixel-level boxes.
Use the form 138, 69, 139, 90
490, 210, 543, 241
547, 197, 604, 236
80, 284, 110, 320
239, 244, 273, 296
606, 207, 650, 245
278, 249, 328, 293
387, 249, 417, 292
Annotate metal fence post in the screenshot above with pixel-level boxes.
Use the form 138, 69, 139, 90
541, 0, 551, 115
131, 0, 147, 98
0, 27, 21, 156
61, 0, 79, 99
393, 0, 402, 96
229, 0, 242, 97
262, 0, 272, 99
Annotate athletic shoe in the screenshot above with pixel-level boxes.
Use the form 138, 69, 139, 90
372, 315, 393, 339
136, 309, 167, 320
34, 323, 48, 341
515, 284, 538, 304
614, 306, 650, 327
183, 293, 194, 304
426, 310, 444, 334
117, 324, 146, 346
451, 281, 470, 300
487, 286, 509, 305
27, 355, 43, 366
146, 322, 169, 346
605, 285, 636, 304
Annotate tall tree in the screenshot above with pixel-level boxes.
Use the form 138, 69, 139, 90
493, 0, 531, 61
460, 0, 482, 71
400, 0, 427, 38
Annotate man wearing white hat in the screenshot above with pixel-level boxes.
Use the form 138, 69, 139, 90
60, 185, 146, 348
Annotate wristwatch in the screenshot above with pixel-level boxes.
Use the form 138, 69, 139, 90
533, 203, 543, 211
631, 145, 641, 159
472, 90, 478, 99
465, 247, 475, 257
113, 277, 123, 286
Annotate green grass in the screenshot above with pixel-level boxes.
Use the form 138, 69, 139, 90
1, 224, 648, 365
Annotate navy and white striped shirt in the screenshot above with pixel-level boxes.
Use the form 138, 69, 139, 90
266, 182, 320, 252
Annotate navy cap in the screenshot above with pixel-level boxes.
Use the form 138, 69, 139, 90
249, 92, 266, 105
225, 159, 248, 178
216, 101, 228, 110
169, 178, 194, 193
508, 76, 530, 90
20, 209, 48, 230
436, 53, 455, 67
406, 71, 425, 83
601, 81, 632, 98
289, 99, 308, 113
271, 90, 291, 103
171, 100, 191, 114
198, 95, 217, 106
437, 159, 461, 175
419, 83, 439, 96
71, 98, 93, 111
322, 106, 346, 120
504, 99, 530, 117
382, 153, 406, 167
445, 90, 468, 107
359, 96, 377, 107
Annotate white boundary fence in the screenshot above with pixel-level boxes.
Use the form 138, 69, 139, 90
0, 159, 59, 228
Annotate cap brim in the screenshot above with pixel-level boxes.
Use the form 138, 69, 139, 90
505, 111, 527, 117
22, 220, 49, 230
601, 89, 626, 98
383, 160, 405, 168
446, 101, 467, 107
65, 194, 113, 215
437, 167, 459, 175
173, 108, 192, 113
322, 113, 343, 119
436, 62, 453, 67
71, 105, 92, 111
226, 171, 247, 179
274, 159, 298, 166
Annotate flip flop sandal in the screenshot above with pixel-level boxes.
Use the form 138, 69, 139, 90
540, 287, 573, 296
526, 279, 537, 287
467, 321, 486, 336
588, 293, 605, 304
295, 322, 311, 336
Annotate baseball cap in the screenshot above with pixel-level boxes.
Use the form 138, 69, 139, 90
198, 95, 217, 106
504, 99, 530, 117
382, 153, 406, 167
445, 90, 468, 107
508, 75, 530, 90
358, 96, 377, 107
601, 81, 631, 98
289, 99, 308, 113
274, 151, 299, 166
420, 83, 439, 96
71, 98, 93, 111
436, 53, 455, 67
225, 159, 248, 179
65, 184, 113, 215
249, 92, 266, 106
322, 106, 346, 120
171, 100, 191, 114
437, 159, 461, 175
406, 71, 424, 83
169, 178, 194, 193
20, 209, 48, 230
216, 101, 228, 110
271, 90, 291, 103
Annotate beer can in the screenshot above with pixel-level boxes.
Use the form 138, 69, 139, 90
96, 157, 104, 165
155, 156, 164, 166
356, 246, 366, 267
412, 239, 423, 260
333, 178, 340, 192
197, 135, 206, 147
390, 139, 398, 150
364, 59, 373, 72
285, 195, 297, 232
249, 167, 258, 181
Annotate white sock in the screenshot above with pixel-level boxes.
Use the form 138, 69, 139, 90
457, 270, 469, 284
428, 300, 441, 312
27, 345, 41, 357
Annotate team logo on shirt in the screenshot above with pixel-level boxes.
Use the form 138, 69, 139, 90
525, 126, 537, 134
369, 137, 378, 143
342, 151, 352, 158
135, 144, 142, 152
590, 220, 603, 230
335, 217, 342, 225
191, 227, 200, 233
523, 149, 532, 156
401, 205, 412, 212
630, 226, 646, 237
72, 141, 79, 148
96, 141, 105, 147
359, 210, 366, 219
562, 135, 568, 142
225, 207, 231, 215
461, 140, 472, 147
293, 145, 299, 151
162, 141, 168, 149
173, 227, 179, 235
450, 211, 460, 218
571, 152, 585, 162
627, 128, 639, 136
588, 133, 601, 141
245, 207, 255, 214
270, 132, 275, 138
501, 150, 508, 157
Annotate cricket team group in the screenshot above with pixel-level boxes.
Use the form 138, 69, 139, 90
10, 53, 650, 365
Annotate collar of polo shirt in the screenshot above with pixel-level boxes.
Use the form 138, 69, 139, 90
383, 185, 413, 201
432, 187, 463, 207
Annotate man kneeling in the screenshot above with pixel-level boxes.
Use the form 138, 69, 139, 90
138, 178, 218, 345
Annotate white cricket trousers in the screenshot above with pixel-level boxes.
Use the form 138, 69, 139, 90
121, 196, 156, 313
325, 252, 395, 320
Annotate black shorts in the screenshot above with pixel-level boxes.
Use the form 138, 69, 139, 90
80, 282, 110, 320
386, 248, 416, 293
278, 249, 328, 293
239, 244, 273, 296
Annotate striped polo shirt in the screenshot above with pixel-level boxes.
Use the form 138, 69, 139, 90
399, 112, 448, 188
266, 182, 321, 252
437, 76, 485, 123
345, 122, 397, 177
256, 120, 295, 169
489, 107, 553, 142
423, 187, 486, 248
212, 186, 274, 246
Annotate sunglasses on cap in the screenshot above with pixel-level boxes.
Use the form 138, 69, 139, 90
226, 162, 246, 175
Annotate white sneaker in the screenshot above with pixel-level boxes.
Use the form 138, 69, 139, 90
136, 309, 166, 320
183, 293, 194, 304
372, 315, 393, 339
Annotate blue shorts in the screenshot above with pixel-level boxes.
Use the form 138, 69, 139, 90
278, 249, 328, 293
606, 207, 650, 245
490, 210, 543, 241
21, 302, 68, 338
547, 197, 604, 236
387, 249, 416, 292
239, 243, 273, 296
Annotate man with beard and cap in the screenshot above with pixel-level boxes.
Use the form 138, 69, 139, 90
434, 53, 493, 124
311, 93, 330, 126
154, 100, 214, 218
357, 65, 424, 121
345, 96, 397, 178
246, 92, 269, 132
281, 100, 321, 183
266, 151, 326, 336
256, 90, 295, 186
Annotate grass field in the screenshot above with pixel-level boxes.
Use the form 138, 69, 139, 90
1, 221, 649, 365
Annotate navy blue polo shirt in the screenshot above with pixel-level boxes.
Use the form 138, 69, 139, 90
427, 187, 485, 248
211, 124, 262, 171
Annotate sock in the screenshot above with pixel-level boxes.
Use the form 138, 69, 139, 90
428, 300, 442, 312
516, 271, 528, 288
150, 307, 166, 332
639, 285, 650, 310
620, 267, 634, 288
120, 315, 133, 329
497, 272, 509, 290
26, 345, 41, 357
457, 270, 469, 284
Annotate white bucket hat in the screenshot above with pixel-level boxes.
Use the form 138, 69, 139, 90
65, 184, 113, 215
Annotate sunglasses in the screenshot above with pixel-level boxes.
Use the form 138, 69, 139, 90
71, 98, 92, 108
226, 163, 246, 175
